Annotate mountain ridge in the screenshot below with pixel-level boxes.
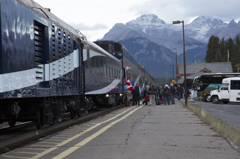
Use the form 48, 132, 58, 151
100, 14, 240, 78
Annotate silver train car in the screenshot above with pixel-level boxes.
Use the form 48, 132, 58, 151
94, 40, 155, 96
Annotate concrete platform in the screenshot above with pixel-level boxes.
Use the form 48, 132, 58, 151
1, 100, 240, 159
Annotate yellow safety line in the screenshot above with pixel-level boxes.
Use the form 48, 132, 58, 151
13, 152, 39, 154
49, 137, 65, 139
53, 106, 142, 159
30, 107, 136, 159
21, 148, 47, 151
54, 135, 72, 137
45, 139, 65, 142
28, 145, 52, 147
38, 141, 59, 144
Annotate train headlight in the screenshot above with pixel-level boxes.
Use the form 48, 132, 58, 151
120, 93, 123, 96
106, 94, 109, 97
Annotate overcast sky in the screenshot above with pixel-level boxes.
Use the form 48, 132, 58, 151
34, 0, 240, 41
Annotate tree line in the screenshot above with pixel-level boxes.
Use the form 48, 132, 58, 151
205, 35, 240, 72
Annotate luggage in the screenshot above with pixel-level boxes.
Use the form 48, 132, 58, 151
125, 100, 130, 107
145, 95, 149, 102
161, 96, 164, 104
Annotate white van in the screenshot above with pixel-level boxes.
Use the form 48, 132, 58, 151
210, 77, 240, 104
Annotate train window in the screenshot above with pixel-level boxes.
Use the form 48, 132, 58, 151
110, 67, 112, 77
99, 57, 103, 67
106, 66, 108, 77
114, 43, 122, 53
112, 69, 114, 78
100, 43, 109, 52
96, 57, 99, 67
104, 65, 107, 76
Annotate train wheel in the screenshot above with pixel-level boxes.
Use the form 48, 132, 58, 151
49, 117, 55, 126
8, 120, 16, 127
84, 110, 88, 115
35, 110, 43, 129
57, 118, 62, 123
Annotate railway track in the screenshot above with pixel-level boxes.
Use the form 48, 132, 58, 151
0, 104, 124, 155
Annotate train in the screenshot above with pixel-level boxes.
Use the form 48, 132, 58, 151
0, 0, 154, 129
94, 40, 155, 97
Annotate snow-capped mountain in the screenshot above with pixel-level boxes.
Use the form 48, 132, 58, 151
100, 14, 240, 77
185, 16, 227, 42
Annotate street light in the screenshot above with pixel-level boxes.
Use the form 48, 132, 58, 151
172, 20, 187, 106
171, 52, 177, 85
169, 64, 174, 81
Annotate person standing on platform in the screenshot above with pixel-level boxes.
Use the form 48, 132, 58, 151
163, 84, 171, 105
170, 83, 176, 104
134, 83, 141, 106
148, 84, 157, 105
142, 85, 150, 105
176, 85, 183, 100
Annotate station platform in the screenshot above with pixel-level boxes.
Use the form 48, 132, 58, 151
1, 99, 240, 159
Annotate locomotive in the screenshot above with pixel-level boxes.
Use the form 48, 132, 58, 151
0, 0, 154, 129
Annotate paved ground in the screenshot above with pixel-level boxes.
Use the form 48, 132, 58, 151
189, 100, 240, 131
1, 99, 240, 159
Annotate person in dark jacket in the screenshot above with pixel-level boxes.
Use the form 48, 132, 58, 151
170, 83, 175, 104
163, 84, 171, 105
142, 85, 150, 105
148, 84, 157, 105
176, 85, 183, 100
133, 83, 141, 106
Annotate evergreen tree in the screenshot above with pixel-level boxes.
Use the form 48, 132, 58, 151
214, 49, 223, 62
219, 38, 226, 62
234, 35, 240, 72
205, 36, 220, 62
225, 37, 237, 71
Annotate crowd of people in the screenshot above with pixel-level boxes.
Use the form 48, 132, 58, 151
125, 83, 189, 107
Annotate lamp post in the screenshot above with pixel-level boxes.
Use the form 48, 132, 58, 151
171, 52, 177, 85
173, 20, 187, 106
169, 64, 174, 81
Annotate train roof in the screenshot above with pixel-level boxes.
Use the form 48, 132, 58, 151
17, 0, 85, 42
95, 40, 154, 79
16, 0, 120, 63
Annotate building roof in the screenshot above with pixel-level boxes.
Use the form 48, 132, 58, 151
178, 62, 233, 75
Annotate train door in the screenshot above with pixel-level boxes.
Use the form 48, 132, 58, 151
77, 39, 85, 95
76, 40, 87, 113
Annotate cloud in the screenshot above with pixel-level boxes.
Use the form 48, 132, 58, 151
130, 0, 240, 24
69, 22, 108, 31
